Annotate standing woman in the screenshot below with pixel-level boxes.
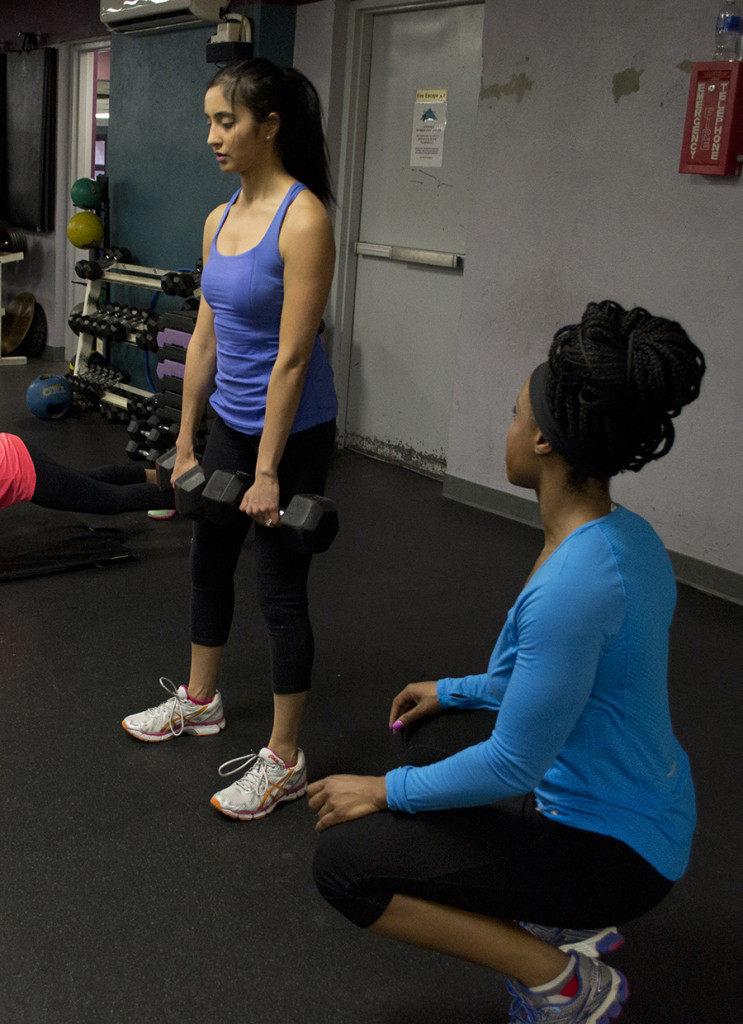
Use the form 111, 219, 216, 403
309, 301, 704, 1023
123, 59, 338, 821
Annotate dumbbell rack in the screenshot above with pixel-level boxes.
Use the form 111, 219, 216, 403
71, 261, 201, 411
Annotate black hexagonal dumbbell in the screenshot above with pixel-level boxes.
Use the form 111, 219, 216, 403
173, 464, 208, 518
201, 469, 338, 554
155, 446, 182, 490
154, 448, 206, 518
155, 447, 338, 554
160, 269, 201, 298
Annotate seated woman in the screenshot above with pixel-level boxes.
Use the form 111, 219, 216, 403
0, 432, 173, 515
309, 300, 705, 1024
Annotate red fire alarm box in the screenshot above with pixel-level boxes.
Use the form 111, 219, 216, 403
680, 62, 743, 175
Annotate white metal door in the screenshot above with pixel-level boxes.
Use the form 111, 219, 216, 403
341, 1, 483, 477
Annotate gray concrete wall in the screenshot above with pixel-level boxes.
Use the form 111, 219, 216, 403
297, 0, 743, 587
448, 0, 740, 579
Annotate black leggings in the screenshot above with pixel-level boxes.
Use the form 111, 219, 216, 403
190, 416, 336, 695
27, 441, 171, 515
313, 710, 674, 929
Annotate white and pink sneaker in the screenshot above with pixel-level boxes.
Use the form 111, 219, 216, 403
210, 747, 307, 820
122, 677, 225, 742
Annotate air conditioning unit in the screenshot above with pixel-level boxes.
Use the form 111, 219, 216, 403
100, 0, 222, 35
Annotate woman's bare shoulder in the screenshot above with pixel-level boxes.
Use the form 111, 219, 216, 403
282, 187, 332, 241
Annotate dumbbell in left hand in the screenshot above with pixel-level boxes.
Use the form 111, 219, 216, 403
202, 469, 339, 554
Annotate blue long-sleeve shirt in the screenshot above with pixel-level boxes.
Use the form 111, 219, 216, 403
385, 506, 695, 881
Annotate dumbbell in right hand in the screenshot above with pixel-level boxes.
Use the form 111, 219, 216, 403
155, 448, 206, 518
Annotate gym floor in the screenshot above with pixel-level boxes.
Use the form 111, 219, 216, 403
1, 359, 740, 1024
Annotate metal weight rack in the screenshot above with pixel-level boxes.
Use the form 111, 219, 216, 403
71, 260, 201, 412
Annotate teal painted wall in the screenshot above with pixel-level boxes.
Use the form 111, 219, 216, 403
107, 12, 296, 270
105, 12, 296, 386
246, 4, 297, 68
108, 25, 230, 272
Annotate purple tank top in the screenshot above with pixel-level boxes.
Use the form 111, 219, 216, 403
201, 182, 337, 434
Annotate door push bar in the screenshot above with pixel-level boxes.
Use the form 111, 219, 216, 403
354, 241, 464, 269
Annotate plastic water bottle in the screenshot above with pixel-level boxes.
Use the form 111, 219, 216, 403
713, 2, 742, 60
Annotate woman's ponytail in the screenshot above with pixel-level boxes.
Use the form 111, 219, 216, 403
278, 67, 334, 205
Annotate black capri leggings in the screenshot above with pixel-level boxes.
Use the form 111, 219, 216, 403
190, 416, 336, 695
27, 441, 170, 514
313, 710, 674, 929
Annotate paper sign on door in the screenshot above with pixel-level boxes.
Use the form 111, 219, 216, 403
410, 89, 447, 168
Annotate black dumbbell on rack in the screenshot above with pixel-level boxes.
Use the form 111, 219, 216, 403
160, 269, 202, 298
127, 417, 148, 441
155, 448, 338, 554
133, 313, 161, 352
75, 256, 115, 281
100, 402, 125, 424
144, 419, 181, 447
68, 309, 95, 335
70, 303, 154, 346
127, 395, 158, 419
125, 440, 161, 462
69, 306, 108, 338
84, 364, 130, 388
74, 247, 133, 281
103, 246, 133, 263
98, 305, 144, 342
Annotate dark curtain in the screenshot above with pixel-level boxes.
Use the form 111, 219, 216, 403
0, 53, 6, 220
1, 48, 57, 231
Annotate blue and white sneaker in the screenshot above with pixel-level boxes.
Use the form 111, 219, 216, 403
519, 923, 624, 958
505, 953, 628, 1023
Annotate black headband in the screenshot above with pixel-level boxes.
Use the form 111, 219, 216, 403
528, 362, 598, 477
529, 363, 569, 457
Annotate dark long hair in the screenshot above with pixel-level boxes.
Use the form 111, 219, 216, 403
208, 58, 334, 206
543, 300, 705, 481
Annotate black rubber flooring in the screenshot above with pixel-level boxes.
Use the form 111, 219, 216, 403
1, 359, 740, 1023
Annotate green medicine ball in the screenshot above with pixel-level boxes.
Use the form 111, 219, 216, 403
70, 177, 103, 210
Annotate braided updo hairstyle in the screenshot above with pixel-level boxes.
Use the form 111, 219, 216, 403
543, 300, 705, 481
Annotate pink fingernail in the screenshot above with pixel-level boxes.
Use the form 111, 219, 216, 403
391, 720, 403, 732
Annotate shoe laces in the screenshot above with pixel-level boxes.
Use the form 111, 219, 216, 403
217, 751, 278, 793
145, 676, 190, 738
504, 982, 543, 1024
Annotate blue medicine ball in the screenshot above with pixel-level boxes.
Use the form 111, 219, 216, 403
26, 374, 74, 420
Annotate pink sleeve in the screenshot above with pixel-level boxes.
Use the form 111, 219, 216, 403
0, 433, 37, 509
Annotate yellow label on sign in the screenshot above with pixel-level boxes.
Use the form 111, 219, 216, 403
415, 90, 447, 103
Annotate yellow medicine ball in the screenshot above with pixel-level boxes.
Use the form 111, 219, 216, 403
66, 211, 104, 249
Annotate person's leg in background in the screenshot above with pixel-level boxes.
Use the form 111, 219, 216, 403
26, 441, 172, 514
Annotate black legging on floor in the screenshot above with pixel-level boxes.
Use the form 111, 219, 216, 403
312, 709, 674, 930
26, 441, 172, 514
